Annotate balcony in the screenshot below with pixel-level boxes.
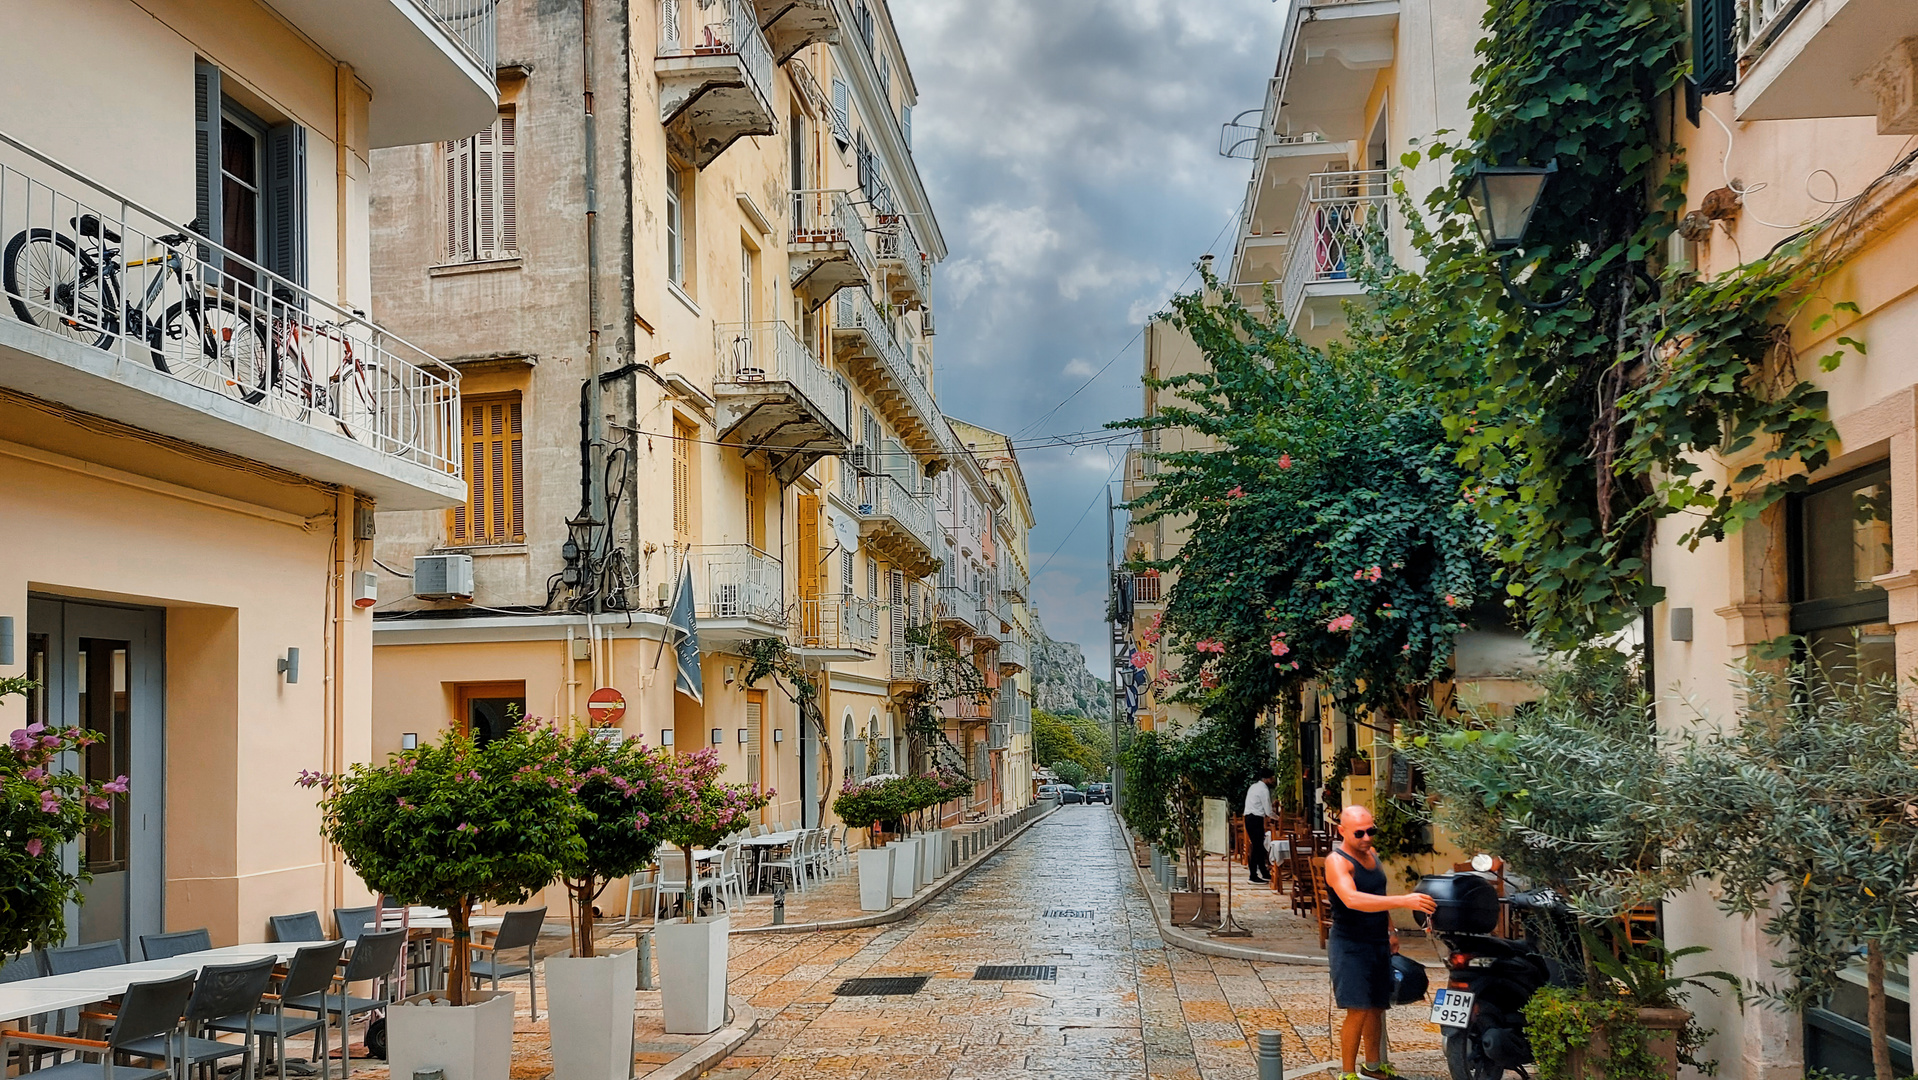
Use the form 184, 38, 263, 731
657, 0, 776, 168
1282, 170, 1387, 344
873, 215, 931, 311
789, 190, 874, 312
831, 288, 944, 458
853, 473, 941, 577
1001, 558, 1029, 603
998, 635, 1028, 673
256, 0, 498, 147
748, 0, 839, 62
713, 321, 849, 484
1132, 570, 1164, 606
1121, 446, 1159, 503
688, 544, 785, 643
987, 722, 1011, 751
0, 130, 462, 510
935, 585, 986, 636
1272, 0, 1399, 145
890, 643, 934, 687
1732, 0, 1918, 129
791, 595, 879, 660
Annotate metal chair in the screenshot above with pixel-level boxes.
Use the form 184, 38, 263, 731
440, 908, 544, 1021
2, 952, 54, 1070
756, 832, 806, 894
329, 906, 377, 944
45, 941, 127, 974
122, 957, 274, 1080
655, 850, 692, 921
621, 869, 658, 926
268, 911, 326, 944
0, 972, 193, 1080
283, 928, 406, 1077
205, 941, 342, 1080
139, 929, 212, 961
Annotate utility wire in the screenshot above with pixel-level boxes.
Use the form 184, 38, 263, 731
1033, 450, 1126, 580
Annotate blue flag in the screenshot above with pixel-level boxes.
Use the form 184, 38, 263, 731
669, 560, 703, 704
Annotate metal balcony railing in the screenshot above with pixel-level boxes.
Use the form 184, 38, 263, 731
658, 0, 773, 109
834, 287, 937, 435
936, 584, 983, 634
1133, 570, 1163, 605
688, 544, 784, 624
794, 595, 879, 650
874, 214, 930, 300
1282, 170, 1388, 325
1736, 0, 1799, 57
856, 473, 938, 554
890, 643, 934, 683
713, 320, 849, 433
1001, 558, 1028, 601
413, 0, 499, 72
790, 189, 874, 270
998, 636, 1028, 672
987, 722, 1010, 750
0, 129, 460, 475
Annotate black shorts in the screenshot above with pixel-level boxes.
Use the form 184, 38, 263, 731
1328, 930, 1394, 1010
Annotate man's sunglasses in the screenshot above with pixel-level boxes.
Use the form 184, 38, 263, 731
1348, 827, 1379, 838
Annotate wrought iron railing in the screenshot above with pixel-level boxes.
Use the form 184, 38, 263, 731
657, 0, 774, 110
1282, 170, 1389, 324
834, 287, 937, 436
1002, 558, 1029, 601
689, 544, 784, 624
890, 643, 934, 683
790, 188, 874, 274
0, 129, 460, 475
856, 473, 937, 554
413, 0, 499, 73
936, 584, 983, 634
793, 595, 879, 649
874, 214, 930, 301
713, 320, 849, 435
998, 636, 1028, 672
1736, 0, 1803, 57
1133, 570, 1163, 605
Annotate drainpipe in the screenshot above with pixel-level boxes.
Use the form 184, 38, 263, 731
582, 0, 607, 612
331, 488, 351, 913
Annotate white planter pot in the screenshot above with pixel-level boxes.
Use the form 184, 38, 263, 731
913, 834, 931, 889
924, 829, 947, 878
890, 837, 921, 900
546, 949, 639, 1080
387, 989, 515, 1080
655, 914, 729, 1036
857, 847, 895, 911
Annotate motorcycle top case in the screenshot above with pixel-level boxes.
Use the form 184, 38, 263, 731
1414, 873, 1501, 934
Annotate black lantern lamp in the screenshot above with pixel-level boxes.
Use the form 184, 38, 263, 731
1464, 159, 1556, 251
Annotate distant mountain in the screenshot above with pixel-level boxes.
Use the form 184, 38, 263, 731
1030, 611, 1112, 719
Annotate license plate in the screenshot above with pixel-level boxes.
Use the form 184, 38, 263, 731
1430, 988, 1474, 1028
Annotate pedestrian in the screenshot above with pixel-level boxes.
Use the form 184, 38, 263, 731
1324, 804, 1437, 1080
1243, 768, 1275, 884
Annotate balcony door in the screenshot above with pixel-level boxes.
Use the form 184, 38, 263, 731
25, 598, 165, 954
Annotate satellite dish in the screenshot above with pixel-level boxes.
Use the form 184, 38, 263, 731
831, 512, 859, 554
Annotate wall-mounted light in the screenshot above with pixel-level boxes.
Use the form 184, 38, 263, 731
738, 728, 749, 745
277, 647, 300, 684
711, 728, 723, 745
661, 729, 675, 747
401, 733, 419, 750
772, 728, 784, 744
724, 665, 736, 685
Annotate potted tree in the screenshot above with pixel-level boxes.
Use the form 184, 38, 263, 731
833, 777, 894, 911
549, 730, 671, 1080
301, 719, 586, 1080
652, 747, 767, 1036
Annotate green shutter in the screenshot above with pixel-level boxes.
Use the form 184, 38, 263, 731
1693, 0, 1736, 94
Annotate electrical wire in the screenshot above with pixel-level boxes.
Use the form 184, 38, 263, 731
1032, 450, 1127, 580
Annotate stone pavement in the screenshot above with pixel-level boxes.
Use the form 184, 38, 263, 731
704, 805, 1449, 1080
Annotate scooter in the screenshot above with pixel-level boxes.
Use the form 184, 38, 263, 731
1416, 875, 1581, 1080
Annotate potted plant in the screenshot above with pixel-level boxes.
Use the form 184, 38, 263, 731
301, 718, 586, 1080
833, 778, 894, 911
3, 676, 127, 957
652, 747, 767, 1036
549, 730, 671, 1080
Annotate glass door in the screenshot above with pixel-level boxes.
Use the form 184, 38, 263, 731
26, 598, 165, 953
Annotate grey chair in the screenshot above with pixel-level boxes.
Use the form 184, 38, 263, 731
139, 929, 212, 961
3, 951, 53, 1069
0, 971, 193, 1080
45, 940, 127, 974
441, 907, 544, 1021
268, 911, 326, 944
205, 941, 342, 1080
330, 905, 378, 944
122, 957, 274, 1080
284, 928, 406, 1075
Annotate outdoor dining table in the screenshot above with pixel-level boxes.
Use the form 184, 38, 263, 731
735, 831, 802, 893
0, 941, 333, 1024
368, 907, 507, 993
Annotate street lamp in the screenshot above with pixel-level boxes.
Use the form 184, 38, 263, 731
1464, 160, 1556, 251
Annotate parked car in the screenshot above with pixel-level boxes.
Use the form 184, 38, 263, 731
1085, 783, 1112, 805
1059, 787, 1086, 805
1036, 784, 1062, 801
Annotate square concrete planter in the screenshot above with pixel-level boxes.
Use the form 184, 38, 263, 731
888, 837, 921, 900
924, 829, 948, 877
546, 949, 639, 1080
387, 988, 515, 1080
857, 846, 895, 910
656, 914, 729, 1036
912, 834, 932, 889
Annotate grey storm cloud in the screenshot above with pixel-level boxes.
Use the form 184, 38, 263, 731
894, 0, 1290, 675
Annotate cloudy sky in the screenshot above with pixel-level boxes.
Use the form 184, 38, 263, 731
893, 0, 1291, 676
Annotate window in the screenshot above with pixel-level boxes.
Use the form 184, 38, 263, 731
1789, 463, 1895, 682
1693, 0, 1736, 94
830, 79, 852, 147
745, 465, 765, 550
841, 549, 854, 597
901, 105, 912, 150
666, 164, 689, 289
877, 52, 891, 103
450, 395, 525, 545
745, 690, 765, 799
867, 557, 878, 600
740, 241, 754, 325
673, 416, 696, 551
441, 112, 517, 262
195, 61, 305, 284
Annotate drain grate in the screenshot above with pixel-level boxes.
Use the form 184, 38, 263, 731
973, 964, 1057, 981
833, 976, 930, 997
1042, 909, 1095, 919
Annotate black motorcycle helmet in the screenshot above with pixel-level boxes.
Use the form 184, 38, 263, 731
1391, 953, 1429, 1004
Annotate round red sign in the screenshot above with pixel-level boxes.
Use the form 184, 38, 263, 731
586, 687, 626, 726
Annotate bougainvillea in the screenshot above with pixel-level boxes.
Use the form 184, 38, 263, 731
652, 746, 770, 922
555, 728, 675, 955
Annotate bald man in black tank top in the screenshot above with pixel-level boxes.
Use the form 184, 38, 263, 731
1324, 804, 1437, 1080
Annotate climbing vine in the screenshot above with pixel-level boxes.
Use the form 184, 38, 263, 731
739, 638, 831, 824
895, 622, 992, 778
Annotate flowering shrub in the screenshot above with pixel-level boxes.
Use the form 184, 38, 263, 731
831, 769, 968, 833
299, 718, 588, 1003
653, 747, 770, 921
556, 730, 674, 955
2, 676, 127, 956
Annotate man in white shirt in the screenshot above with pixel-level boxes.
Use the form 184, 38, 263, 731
1243, 768, 1276, 884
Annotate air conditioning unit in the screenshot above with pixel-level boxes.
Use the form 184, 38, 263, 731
413, 554, 474, 600
921, 310, 935, 336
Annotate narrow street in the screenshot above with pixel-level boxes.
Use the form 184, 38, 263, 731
711, 808, 1446, 1080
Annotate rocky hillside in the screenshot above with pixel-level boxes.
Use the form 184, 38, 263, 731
1030, 612, 1111, 719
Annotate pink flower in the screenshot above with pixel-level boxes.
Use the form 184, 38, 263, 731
1130, 650, 1152, 669
24, 838, 44, 857
1195, 639, 1225, 655
456, 822, 476, 833
1278, 453, 1292, 469
40, 790, 61, 813
1444, 594, 1460, 608
86, 795, 111, 811
1327, 614, 1356, 633
1227, 486, 1245, 499
105, 775, 128, 794
1269, 635, 1289, 657
1353, 566, 1383, 583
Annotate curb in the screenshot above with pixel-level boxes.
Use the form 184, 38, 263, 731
1118, 819, 1331, 966
730, 804, 1061, 935
644, 997, 761, 1080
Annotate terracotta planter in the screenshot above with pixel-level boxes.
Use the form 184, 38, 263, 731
1569, 1007, 1689, 1080
1170, 888, 1221, 927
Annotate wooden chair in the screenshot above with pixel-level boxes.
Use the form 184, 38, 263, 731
1308, 856, 1333, 949
1288, 838, 1317, 917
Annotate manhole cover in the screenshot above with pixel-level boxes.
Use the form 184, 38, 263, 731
1042, 909, 1094, 919
833, 976, 930, 997
973, 965, 1057, 981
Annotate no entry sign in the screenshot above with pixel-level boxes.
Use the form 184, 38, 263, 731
586, 686, 626, 726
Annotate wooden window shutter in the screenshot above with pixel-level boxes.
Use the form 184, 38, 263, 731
264, 123, 307, 287
443, 137, 475, 262
474, 115, 518, 260
673, 418, 694, 547
745, 692, 764, 798
1692, 0, 1736, 95
498, 115, 517, 254
745, 467, 765, 550
890, 570, 905, 644
509, 401, 525, 539
450, 395, 523, 545
194, 62, 223, 256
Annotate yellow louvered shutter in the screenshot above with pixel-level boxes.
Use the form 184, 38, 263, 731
673, 417, 694, 552
448, 394, 524, 546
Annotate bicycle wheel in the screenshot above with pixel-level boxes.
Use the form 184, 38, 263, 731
331, 352, 382, 442
157, 295, 268, 402
4, 229, 116, 349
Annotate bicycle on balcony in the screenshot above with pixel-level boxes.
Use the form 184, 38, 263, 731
253, 286, 383, 441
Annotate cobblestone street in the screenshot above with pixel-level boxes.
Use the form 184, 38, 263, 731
708, 807, 1447, 1080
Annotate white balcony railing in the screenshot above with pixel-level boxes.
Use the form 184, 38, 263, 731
414, 0, 498, 72
794, 595, 879, 649
658, 0, 773, 108
835, 287, 937, 434
0, 128, 460, 475
1282, 170, 1389, 324
714, 320, 849, 434
937, 585, 986, 634
858, 473, 937, 555
998, 636, 1028, 672
874, 214, 931, 300
689, 544, 784, 625
1001, 558, 1029, 601
791, 189, 874, 269
1736, 0, 1798, 56
891, 643, 934, 683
